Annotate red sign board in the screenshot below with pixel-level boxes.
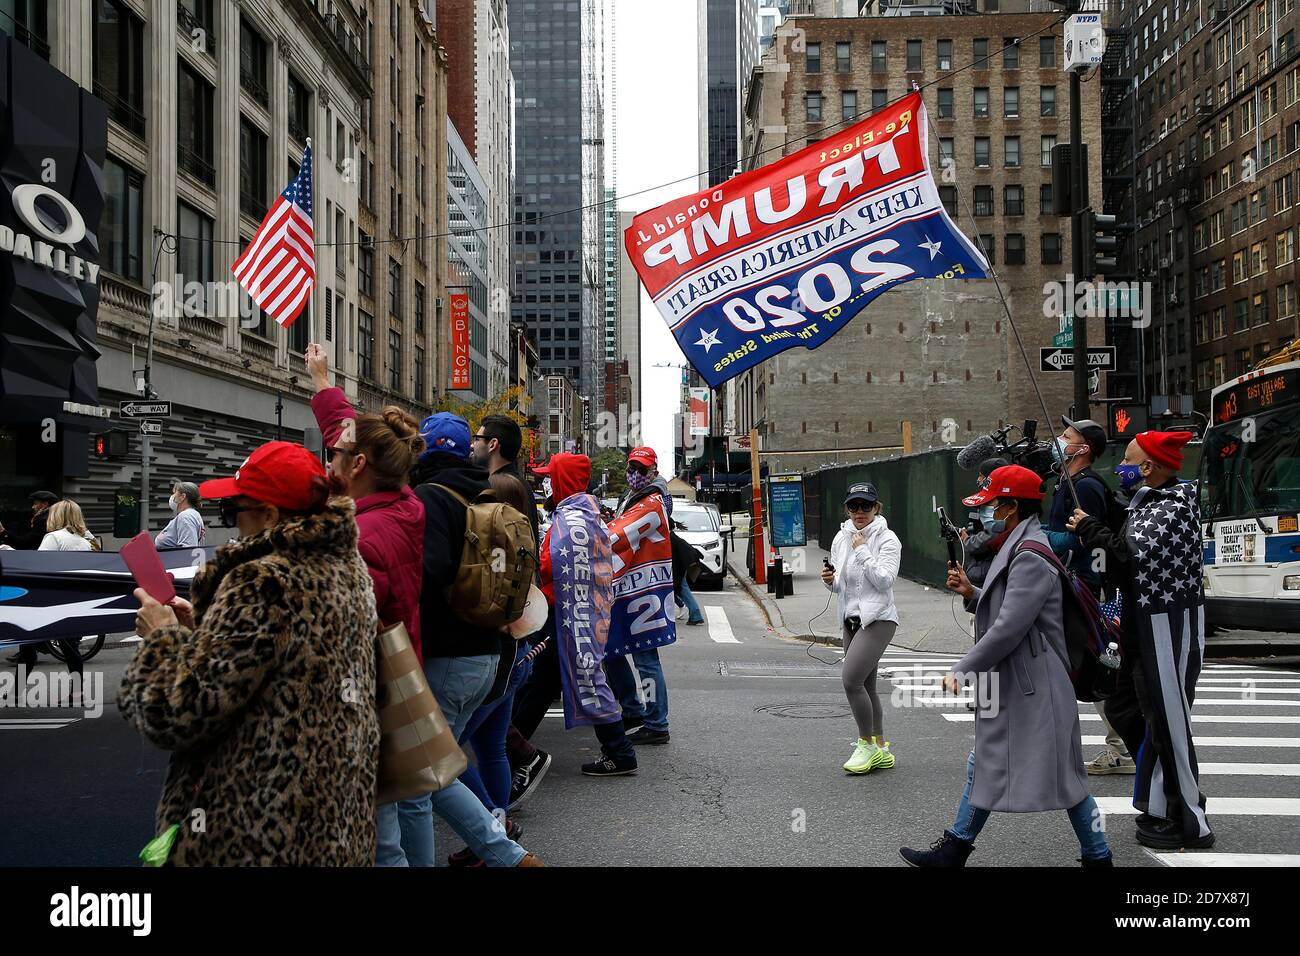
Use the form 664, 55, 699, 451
450, 293, 470, 390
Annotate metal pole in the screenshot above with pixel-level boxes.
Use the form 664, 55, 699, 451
141, 229, 172, 535
1070, 67, 1089, 419
750, 426, 765, 586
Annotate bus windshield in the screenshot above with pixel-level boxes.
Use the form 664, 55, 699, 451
1199, 404, 1300, 520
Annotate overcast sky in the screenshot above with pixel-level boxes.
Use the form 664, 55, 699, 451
609, 0, 699, 467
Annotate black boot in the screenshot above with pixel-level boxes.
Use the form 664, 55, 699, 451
899, 831, 975, 867
1080, 853, 1114, 867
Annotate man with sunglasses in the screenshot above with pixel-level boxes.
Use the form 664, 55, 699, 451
605, 447, 675, 746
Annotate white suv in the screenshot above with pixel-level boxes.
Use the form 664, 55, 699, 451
673, 503, 731, 590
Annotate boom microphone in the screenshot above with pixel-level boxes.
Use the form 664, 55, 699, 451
955, 433, 1000, 471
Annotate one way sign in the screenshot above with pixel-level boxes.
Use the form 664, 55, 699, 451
1039, 346, 1116, 372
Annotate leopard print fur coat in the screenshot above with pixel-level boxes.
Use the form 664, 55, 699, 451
119, 499, 380, 866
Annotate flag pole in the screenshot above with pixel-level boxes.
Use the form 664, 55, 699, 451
306, 137, 316, 348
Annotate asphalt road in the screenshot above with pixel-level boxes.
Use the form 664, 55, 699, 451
4, 574, 1299, 866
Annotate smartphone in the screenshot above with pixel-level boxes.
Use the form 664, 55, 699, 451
120, 531, 177, 604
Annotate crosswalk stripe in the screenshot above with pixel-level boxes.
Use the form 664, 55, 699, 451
1085, 735, 1300, 747
1153, 852, 1300, 867
704, 606, 740, 644
1097, 797, 1300, 816
1198, 763, 1300, 776
889, 672, 1300, 690
942, 712, 1300, 724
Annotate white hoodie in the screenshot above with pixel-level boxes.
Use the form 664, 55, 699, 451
825, 514, 901, 626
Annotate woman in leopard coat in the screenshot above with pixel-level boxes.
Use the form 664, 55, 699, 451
121, 441, 380, 866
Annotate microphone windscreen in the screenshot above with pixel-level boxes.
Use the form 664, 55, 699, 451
955, 433, 999, 471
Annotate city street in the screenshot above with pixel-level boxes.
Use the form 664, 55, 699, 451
5, 561, 1299, 868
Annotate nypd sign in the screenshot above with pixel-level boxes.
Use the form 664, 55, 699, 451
1065, 14, 1107, 71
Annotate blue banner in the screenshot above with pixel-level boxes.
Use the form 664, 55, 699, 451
606, 494, 678, 658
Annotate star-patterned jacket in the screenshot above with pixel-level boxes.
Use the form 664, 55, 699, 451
1074, 477, 1205, 652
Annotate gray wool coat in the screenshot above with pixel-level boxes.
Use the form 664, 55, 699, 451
954, 515, 1089, 813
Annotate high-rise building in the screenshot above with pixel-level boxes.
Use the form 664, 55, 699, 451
699, 0, 761, 189
730, 5, 1101, 474
508, 0, 606, 410
447, 120, 492, 399
618, 209, 643, 431
602, 186, 621, 405
440, 0, 514, 398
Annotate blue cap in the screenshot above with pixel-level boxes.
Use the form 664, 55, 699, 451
419, 412, 470, 459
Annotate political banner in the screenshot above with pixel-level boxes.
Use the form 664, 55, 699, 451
549, 494, 622, 729
688, 387, 710, 436
625, 91, 988, 387
450, 293, 471, 390
606, 494, 677, 659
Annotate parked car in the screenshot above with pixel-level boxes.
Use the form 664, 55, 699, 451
672, 503, 733, 590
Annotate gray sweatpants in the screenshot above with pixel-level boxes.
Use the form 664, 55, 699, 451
841, 619, 898, 740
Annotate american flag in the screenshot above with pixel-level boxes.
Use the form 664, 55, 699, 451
232, 142, 315, 327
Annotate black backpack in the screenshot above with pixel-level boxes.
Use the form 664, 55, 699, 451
1011, 540, 1122, 702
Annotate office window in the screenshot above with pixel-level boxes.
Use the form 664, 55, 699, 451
177, 61, 215, 186
937, 39, 953, 71
1004, 40, 1019, 69
938, 87, 954, 118
388, 328, 402, 391
978, 234, 995, 264
805, 91, 822, 122
358, 310, 374, 379
288, 72, 311, 145
836, 41, 851, 73
973, 38, 989, 66
1005, 136, 1020, 167
842, 90, 858, 122
1040, 85, 1056, 117
1004, 184, 1024, 215
1234, 298, 1249, 331
1004, 86, 1019, 117
358, 232, 373, 296
907, 39, 922, 71
939, 137, 955, 163
1040, 183, 1055, 214
1042, 232, 1063, 264
1005, 233, 1025, 264
872, 40, 886, 72
415, 345, 426, 401
974, 136, 990, 167
1253, 291, 1269, 325
806, 42, 821, 73
872, 88, 887, 111
974, 185, 994, 216
94, 0, 146, 136
974, 87, 989, 117
1279, 281, 1297, 319
388, 257, 401, 316
239, 117, 267, 219
176, 201, 214, 297
1278, 228, 1295, 265
238, 17, 268, 108
939, 185, 958, 218
1040, 36, 1056, 67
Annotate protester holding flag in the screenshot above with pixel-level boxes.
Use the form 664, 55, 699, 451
407, 413, 535, 866
120, 441, 380, 866
305, 343, 431, 865
604, 447, 675, 745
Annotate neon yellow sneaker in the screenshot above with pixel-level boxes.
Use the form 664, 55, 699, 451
843, 739, 878, 774
867, 741, 896, 770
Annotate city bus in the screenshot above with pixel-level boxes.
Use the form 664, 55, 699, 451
1199, 348, 1300, 632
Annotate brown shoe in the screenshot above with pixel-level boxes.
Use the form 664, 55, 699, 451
516, 852, 546, 867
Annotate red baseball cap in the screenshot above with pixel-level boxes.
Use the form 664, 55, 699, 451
1135, 430, 1193, 470
628, 446, 657, 468
199, 441, 327, 511
962, 464, 1045, 506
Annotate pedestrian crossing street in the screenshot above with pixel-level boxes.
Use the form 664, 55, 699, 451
880, 647, 1300, 866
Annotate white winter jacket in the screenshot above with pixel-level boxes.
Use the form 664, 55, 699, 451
825, 515, 901, 626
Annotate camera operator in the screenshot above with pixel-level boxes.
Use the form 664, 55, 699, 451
961, 457, 1008, 588
1044, 418, 1112, 596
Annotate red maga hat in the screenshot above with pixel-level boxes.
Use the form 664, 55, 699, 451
1135, 430, 1194, 470
199, 441, 327, 512
627, 446, 657, 468
962, 464, 1046, 506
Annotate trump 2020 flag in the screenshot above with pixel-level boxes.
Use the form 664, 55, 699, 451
626, 92, 988, 387
233, 141, 315, 328
606, 494, 677, 659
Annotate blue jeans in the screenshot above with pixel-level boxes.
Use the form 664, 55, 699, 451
459, 642, 534, 812
678, 579, 704, 623
376, 653, 525, 868
605, 648, 669, 732
950, 750, 1111, 860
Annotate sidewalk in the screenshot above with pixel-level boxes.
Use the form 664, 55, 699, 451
726, 537, 974, 656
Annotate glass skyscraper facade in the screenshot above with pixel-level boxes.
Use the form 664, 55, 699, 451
508, 0, 605, 402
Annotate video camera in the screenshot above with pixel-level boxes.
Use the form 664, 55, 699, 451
956, 419, 1056, 482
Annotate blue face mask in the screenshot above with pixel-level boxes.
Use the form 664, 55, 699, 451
979, 504, 1006, 535
1114, 463, 1144, 491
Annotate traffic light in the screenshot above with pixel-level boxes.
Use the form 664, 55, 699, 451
1080, 207, 1131, 275
1107, 403, 1149, 441
94, 430, 129, 459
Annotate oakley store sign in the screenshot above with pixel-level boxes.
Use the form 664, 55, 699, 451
1, 183, 103, 284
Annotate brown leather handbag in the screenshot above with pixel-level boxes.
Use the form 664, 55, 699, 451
375, 622, 467, 804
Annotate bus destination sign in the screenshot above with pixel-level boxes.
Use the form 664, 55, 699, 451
1212, 367, 1300, 424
